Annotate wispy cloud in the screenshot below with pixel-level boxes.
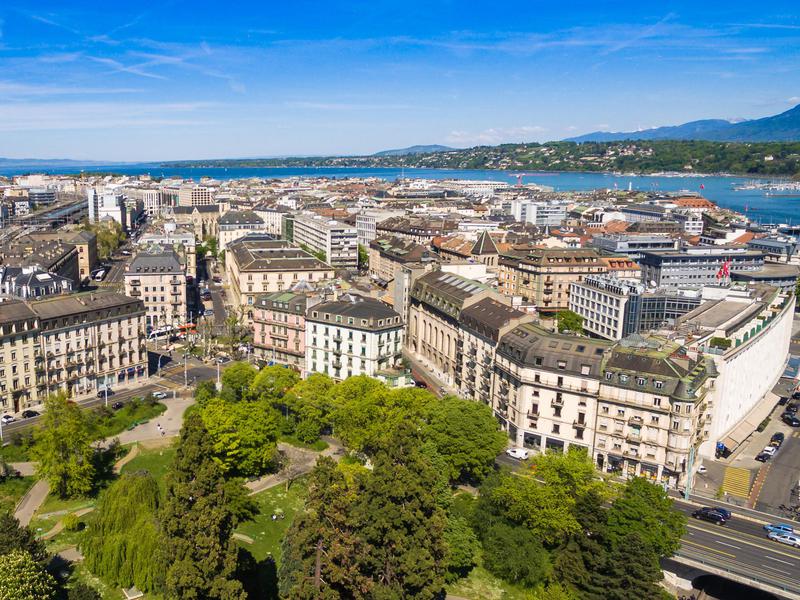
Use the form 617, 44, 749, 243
286, 101, 420, 111
446, 126, 546, 145
88, 56, 168, 80
0, 81, 142, 97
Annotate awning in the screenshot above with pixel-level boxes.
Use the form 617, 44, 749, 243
721, 392, 779, 450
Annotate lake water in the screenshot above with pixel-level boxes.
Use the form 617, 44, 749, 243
2, 163, 798, 225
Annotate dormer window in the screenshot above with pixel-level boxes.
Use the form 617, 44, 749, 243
605, 371, 613, 380
636, 377, 646, 386
654, 380, 664, 389
619, 374, 628, 383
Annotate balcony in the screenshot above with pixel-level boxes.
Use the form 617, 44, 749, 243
628, 416, 644, 425
573, 420, 586, 428
129, 290, 141, 297
332, 360, 342, 369
551, 397, 564, 408
129, 279, 140, 286
626, 432, 642, 443
332, 347, 342, 356
169, 279, 182, 286
333, 334, 342, 342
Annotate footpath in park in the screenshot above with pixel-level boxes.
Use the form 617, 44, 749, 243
246, 438, 345, 495
12, 392, 195, 528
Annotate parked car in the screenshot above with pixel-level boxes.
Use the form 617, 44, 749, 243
216, 356, 231, 365
97, 388, 114, 398
755, 452, 772, 463
781, 395, 792, 405
111, 402, 124, 410
20, 410, 39, 419
0, 414, 14, 425
153, 391, 168, 400
770, 432, 785, 447
414, 380, 428, 389
786, 403, 799, 414
768, 532, 800, 548
764, 523, 795, 535
782, 413, 800, 427
205, 309, 214, 317
762, 445, 778, 457
692, 507, 728, 525
505, 447, 530, 460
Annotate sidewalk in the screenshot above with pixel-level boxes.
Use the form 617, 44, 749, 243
14, 480, 49, 527
246, 439, 344, 495
403, 351, 458, 397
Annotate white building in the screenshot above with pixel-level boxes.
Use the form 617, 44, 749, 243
356, 209, 406, 247
510, 199, 568, 226
293, 214, 358, 269
305, 293, 408, 385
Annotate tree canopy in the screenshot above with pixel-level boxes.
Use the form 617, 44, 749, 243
0, 550, 55, 600
556, 310, 584, 334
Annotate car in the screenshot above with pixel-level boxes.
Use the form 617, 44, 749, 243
786, 403, 799, 414
505, 447, 530, 460
111, 402, 124, 410
711, 507, 732, 521
755, 452, 772, 462
770, 432, 785, 447
205, 309, 214, 317
20, 410, 39, 419
692, 507, 727, 525
216, 356, 231, 365
0, 414, 14, 425
121, 250, 132, 256
414, 380, 428, 389
764, 523, 795, 535
782, 413, 800, 427
781, 396, 792, 405
97, 388, 114, 398
152, 391, 168, 400
697, 465, 708, 474
768, 532, 800, 548
762, 445, 778, 456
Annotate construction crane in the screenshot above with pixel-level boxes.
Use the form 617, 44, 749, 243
510, 173, 537, 187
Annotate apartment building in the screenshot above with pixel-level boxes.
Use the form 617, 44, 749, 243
305, 294, 407, 384
0, 266, 73, 300
178, 185, 214, 207
0, 238, 80, 284
0, 291, 147, 413
252, 291, 311, 373
494, 324, 611, 456
253, 205, 291, 236
407, 271, 495, 386
458, 298, 533, 404
509, 199, 568, 226
368, 236, 437, 284
29, 230, 98, 282
356, 209, 406, 247
590, 234, 679, 259
638, 247, 765, 289
218, 210, 271, 250
137, 225, 197, 279
226, 236, 334, 319
293, 214, 358, 269
124, 248, 187, 331
596, 336, 716, 486
376, 216, 459, 244
498, 248, 607, 313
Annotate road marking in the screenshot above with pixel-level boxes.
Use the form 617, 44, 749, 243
770, 557, 794, 565
687, 522, 800, 561
761, 563, 792, 576
681, 538, 736, 558
717, 541, 741, 549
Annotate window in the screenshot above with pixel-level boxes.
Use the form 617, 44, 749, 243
653, 397, 661, 407
654, 380, 664, 389
580, 364, 591, 375
636, 377, 646, 386
534, 356, 543, 366
605, 371, 612, 380
650, 416, 659, 425
601, 405, 609, 414
557, 360, 566, 370
617, 409, 625, 417
552, 424, 560, 434
618, 374, 628, 383
554, 407, 562, 418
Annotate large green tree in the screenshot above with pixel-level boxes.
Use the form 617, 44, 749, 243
250, 365, 300, 403
481, 522, 552, 587
31, 393, 95, 498
285, 373, 335, 443
278, 457, 365, 599
352, 425, 448, 599
200, 397, 280, 477
556, 310, 584, 334
161, 413, 248, 600
605, 477, 686, 557
423, 396, 506, 484
0, 514, 47, 566
82, 472, 165, 593
0, 550, 55, 600
220, 362, 258, 401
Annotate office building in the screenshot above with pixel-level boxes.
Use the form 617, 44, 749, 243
293, 214, 358, 269
178, 185, 214, 207
638, 247, 765, 289
124, 248, 187, 331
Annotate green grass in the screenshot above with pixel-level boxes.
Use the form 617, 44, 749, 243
447, 566, 532, 600
0, 476, 33, 514
120, 445, 177, 493
279, 434, 329, 452
68, 562, 125, 600
91, 401, 167, 439
234, 477, 308, 562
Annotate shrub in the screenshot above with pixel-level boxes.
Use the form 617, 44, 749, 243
61, 513, 81, 532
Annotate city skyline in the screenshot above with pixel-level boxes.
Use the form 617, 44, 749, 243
1, 0, 799, 161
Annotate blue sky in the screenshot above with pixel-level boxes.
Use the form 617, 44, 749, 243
1, 1, 799, 161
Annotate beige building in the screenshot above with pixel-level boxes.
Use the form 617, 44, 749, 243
173, 205, 220, 239
0, 291, 147, 413
178, 185, 214, 207
218, 210, 270, 250
29, 230, 98, 283
498, 248, 607, 313
368, 236, 437, 284
226, 237, 334, 320
125, 248, 187, 331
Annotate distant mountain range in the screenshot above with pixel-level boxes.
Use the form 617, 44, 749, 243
566, 104, 800, 143
372, 145, 455, 157
0, 157, 119, 168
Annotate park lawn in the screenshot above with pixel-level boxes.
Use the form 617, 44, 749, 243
447, 565, 532, 600
0, 476, 33, 514
120, 444, 176, 493
91, 402, 167, 440
0, 443, 32, 462
69, 562, 126, 600
234, 477, 308, 563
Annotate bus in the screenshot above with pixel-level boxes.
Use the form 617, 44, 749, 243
147, 326, 176, 340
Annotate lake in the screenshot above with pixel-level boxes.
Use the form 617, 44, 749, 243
2, 163, 797, 225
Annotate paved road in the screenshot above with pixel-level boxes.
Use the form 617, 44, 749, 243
757, 431, 800, 513
673, 499, 800, 597
15, 480, 49, 527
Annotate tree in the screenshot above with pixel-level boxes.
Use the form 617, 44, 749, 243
443, 514, 480, 582
161, 413, 249, 600
31, 394, 95, 498
424, 396, 506, 483
351, 425, 448, 599
0, 550, 55, 600
285, 373, 335, 443
194, 380, 217, 405
200, 397, 280, 477
278, 458, 365, 599
357, 244, 369, 270
556, 310, 584, 334
67, 582, 101, 600
220, 362, 257, 401
250, 365, 300, 403
481, 522, 552, 587
82, 472, 166, 593
597, 533, 665, 600
220, 307, 251, 360
532, 447, 605, 502
0, 514, 47, 566
605, 477, 686, 557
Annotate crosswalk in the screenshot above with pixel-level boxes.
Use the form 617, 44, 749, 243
721, 466, 753, 498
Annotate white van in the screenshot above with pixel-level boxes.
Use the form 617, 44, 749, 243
505, 447, 530, 460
